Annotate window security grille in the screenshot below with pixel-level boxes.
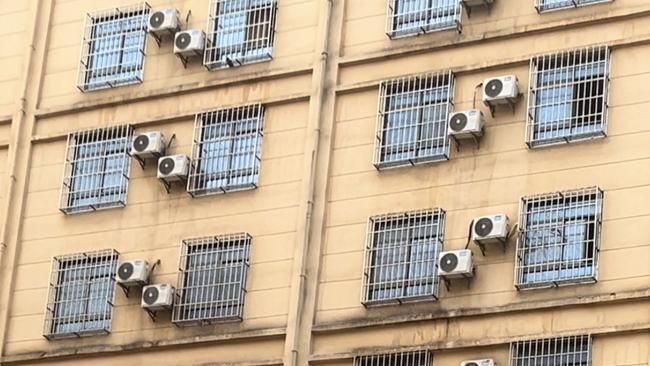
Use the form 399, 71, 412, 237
526, 45, 610, 148
535, 0, 610, 13
204, 0, 278, 70
361, 209, 445, 306
188, 104, 264, 197
173, 233, 252, 325
59, 125, 133, 214
43, 249, 119, 340
386, 0, 462, 39
374, 71, 454, 169
515, 187, 603, 290
356, 350, 433, 366
77, 3, 150, 92
511, 335, 592, 366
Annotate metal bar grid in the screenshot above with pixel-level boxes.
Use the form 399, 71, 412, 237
173, 233, 252, 326
535, 0, 612, 13
76, 2, 150, 92
515, 187, 603, 290
187, 103, 264, 197
386, 0, 462, 39
43, 249, 119, 340
356, 350, 433, 366
59, 125, 133, 215
373, 71, 454, 170
204, 0, 278, 70
510, 335, 592, 366
526, 45, 610, 148
361, 209, 445, 307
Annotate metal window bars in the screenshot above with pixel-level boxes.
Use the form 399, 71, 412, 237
515, 187, 603, 290
374, 71, 454, 170
204, 0, 278, 70
59, 125, 133, 214
361, 209, 445, 306
187, 103, 264, 197
172, 233, 252, 326
535, 0, 612, 13
510, 335, 592, 366
386, 0, 462, 39
526, 45, 610, 148
356, 350, 433, 366
76, 3, 150, 92
43, 249, 120, 340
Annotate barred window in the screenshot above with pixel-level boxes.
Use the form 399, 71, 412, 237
59, 125, 133, 214
374, 71, 453, 169
204, 0, 277, 70
511, 335, 592, 366
515, 187, 603, 290
188, 104, 264, 197
526, 45, 610, 148
386, 0, 461, 39
361, 209, 445, 306
535, 0, 610, 13
43, 249, 119, 340
173, 233, 252, 325
356, 350, 432, 366
77, 3, 150, 92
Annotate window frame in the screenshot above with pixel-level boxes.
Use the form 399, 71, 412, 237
535, 0, 612, 13
386, 0, 462, 39
510, 335, 592, 366
356, 350, 433, 366
515, 187, 603, 290
43, 249, 120, 340
76, 3, 150, 92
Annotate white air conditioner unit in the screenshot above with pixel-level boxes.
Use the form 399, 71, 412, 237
157, 154, 189, 181
174, 29, 205, 57
131, 132, 165, 159
141, 283, 174, 311
462, 0, 494, 7
116, 260, 150, 286
483, 75, 519, 105
472, 214, 509, 245
448, 109, 485, 139
148, 8, 180, 37
461, 359, 495, 366
438, 249, 474, 279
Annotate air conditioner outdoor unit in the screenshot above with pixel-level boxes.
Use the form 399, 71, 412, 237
131, 132, 165, 159
448, 109, 485, 139
147, 8, 180, 37
116, 260, 150, 286
461, 359, 495, 366
438, 249, 474, 279
483, 75, 519, 105
472, 214, 509, 245
462, 0, 494, 7
157, 154, 189, 181
174, 29, 205, 57
141, 283, 174, 311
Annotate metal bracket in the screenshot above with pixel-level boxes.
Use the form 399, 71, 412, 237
166, 133, 177, 149
159, 176, 187, 194
133, 151, 162, 170
144, 308, 158, 322
484, 93, 521, 118
442, 269, 475, 292
450, 128, 483, 153
461, 0, 493, 18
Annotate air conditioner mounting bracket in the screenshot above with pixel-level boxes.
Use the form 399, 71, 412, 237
461, 0, 493, 18
441, 269, 475, 292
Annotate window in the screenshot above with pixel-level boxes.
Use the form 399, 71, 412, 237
511, 335, 592, 366
515, 187, 603, 290
526, 45, 610, 148
173, 233, 252, 325
361, 209, 445, 306
356, 350, 432, 366
204, 0, 278, 70
535, 0, 611, 13
386, 0, 462, 38
43, 249, 119, 339
374, 71, 453, 169
77, 3, 150, 92
188, 104, 264, 197
59, 125, 133, 214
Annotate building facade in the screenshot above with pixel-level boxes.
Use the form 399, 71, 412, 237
0, 0, 648, 365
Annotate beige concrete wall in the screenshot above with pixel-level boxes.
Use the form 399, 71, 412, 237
0, 0, 29, 116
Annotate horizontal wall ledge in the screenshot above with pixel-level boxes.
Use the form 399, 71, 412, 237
1, 327, 286, 365
34, 66, 314, 119
312, 288, 650, 333
0, 116, 11, 125
338, 5, 650, 67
